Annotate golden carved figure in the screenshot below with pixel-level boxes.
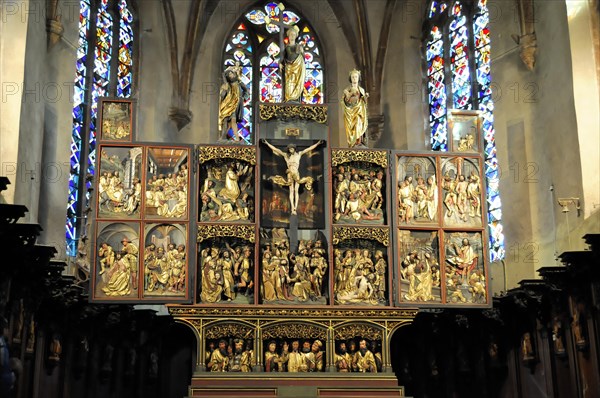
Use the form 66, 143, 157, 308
208, 340, 229, 372
264, 341, 283, 372
352, 339, 377, 373
218, 62, 249, 141
335, 248, 382, 305
521, 332, 534, 361
334, 342, 353, 372
280, 340, 307, 372
229, 339, 252, 372
342, 69, 369, 148
281, 25, 305, 102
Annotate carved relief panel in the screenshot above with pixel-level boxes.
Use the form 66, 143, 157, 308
331, 149, 389, 226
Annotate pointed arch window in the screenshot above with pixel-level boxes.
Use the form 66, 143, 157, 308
424, 0, 504, 261
221, 1, 325, 142
66, 0, 135, 256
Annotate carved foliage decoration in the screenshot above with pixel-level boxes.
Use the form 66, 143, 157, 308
262, 323, 327, 340
334, 324, 383, 340
169, 307, 419, 319
333, 226, 390, 246
205, 323, 254, 339
331, 149, 388, 169
197, 224, 256, 243
259, 104, 328, 124
198, 146, 256, 165
187, 319, 202, 331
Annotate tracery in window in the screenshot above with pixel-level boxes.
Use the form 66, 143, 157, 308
67, 0, 135, 256
220, 1, 325, 142
424, 0, 504, 261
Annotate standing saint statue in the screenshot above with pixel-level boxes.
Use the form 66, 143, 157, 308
342, 69, 369, 148
281, 25, 305, 102
218, 62, 249, 141
262, 139, 323, 215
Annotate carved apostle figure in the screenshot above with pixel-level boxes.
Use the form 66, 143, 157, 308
342, 69, 369, 148
281, 340, 306, 372
208, 340, 229, 372
334, 342, 353, 372
302, 340, 324, 372
352, 339, 377, 373
229, 339, 252, 372
265, 341, 282, 372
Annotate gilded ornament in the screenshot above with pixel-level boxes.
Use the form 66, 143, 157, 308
334, 324, 383, 340
197, 224, 256, 243
198, 146, 256, 165
169, 306, 418, 319
331, 149, 388, 168
262, 323, 327, 340
259, 104, 328, 124
205, 323, 254, 339
332, 226, 390, 246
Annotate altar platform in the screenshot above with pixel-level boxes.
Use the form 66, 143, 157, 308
188, 373, 405, 397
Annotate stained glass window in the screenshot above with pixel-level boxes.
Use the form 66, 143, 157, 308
66, 0, 135, 256
222, 1, 325, 142
424, 0, 504, 261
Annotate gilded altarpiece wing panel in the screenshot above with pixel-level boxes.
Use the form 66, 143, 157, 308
259, 140, 325, 229
332, 227, 390, 306
443, 231, 487, 305
198, 146, 256, 223
99, 99, 134, 142
260, 228, 328, 305
145, 147, 190, 220
198, 235, 255, 305
97, 145, 142, 219
448, 110, 480, 153
398, 230, 442, 304
440, 156, 483, 228
143, 223, 188, 298
93, 221, 140, 300
331, 149, 388, 226
396, 156, 439, 227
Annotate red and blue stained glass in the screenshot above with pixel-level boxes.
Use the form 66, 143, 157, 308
260, 42, 282, 103
299, 28, 324, 104
425, 0, 504, 260
67, 0, 91, 255
474, 0, 504, 260
450, 7, 472, 109
427, 26, 447, 150
67, 0, 134, 256
244, 3, 324, 106
118, 0, 133, 98
86, 0, 113, 204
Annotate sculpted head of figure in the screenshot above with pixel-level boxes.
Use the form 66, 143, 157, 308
268, 341, 277, 353
312, 340, 322, 353
286, 144, 296, 154
287, 25, 299, 42
234, 339, 244, 354
349, 69, 361, 84
359, 339, 368, 355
